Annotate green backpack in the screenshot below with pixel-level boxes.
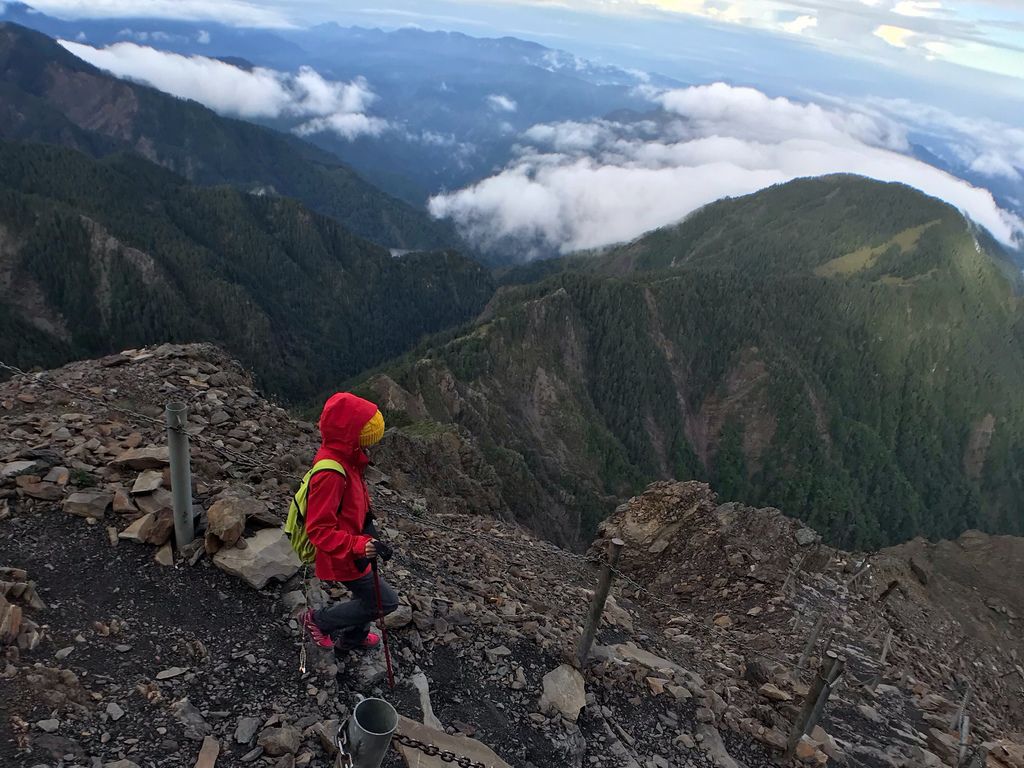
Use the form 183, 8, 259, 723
284, 459, 346, 565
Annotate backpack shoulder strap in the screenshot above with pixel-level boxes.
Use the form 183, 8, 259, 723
310, 459, 346, 477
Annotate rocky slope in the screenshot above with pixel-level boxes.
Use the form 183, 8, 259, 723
2, 344, 1023, 768
362, 176, 1024, 550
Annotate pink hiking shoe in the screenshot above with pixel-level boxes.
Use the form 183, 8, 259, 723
302, 610, 333, 649
336, 632, 381, 653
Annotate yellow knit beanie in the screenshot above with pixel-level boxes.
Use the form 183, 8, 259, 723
359, 410, 385, 448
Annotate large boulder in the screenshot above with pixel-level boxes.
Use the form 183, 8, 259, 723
63, 491, 113, 519
213, 529, 299, 589
538, 664, 586, 722
135, 488, 174, 516
131, 470, 164, 495
110, 446, 170, 471
258, 725, 301, 756
118, 510, 174, 546
205, 497, 266, 553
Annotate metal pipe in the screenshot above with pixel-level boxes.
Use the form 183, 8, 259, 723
796, 612, 830, 677
165, 402, 194, 550
880, 628, 893, 666
577, 537, 624, 668
786, 652, 843, 759
338, 698, 398, 768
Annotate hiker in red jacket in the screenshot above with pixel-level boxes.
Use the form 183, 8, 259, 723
301, 392, 399, 651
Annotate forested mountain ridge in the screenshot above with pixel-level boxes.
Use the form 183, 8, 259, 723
0, 141, 494, 399
0, 22, 458, 251
362, 176, 1024, 549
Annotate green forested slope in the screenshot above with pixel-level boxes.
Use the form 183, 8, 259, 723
366, 176, 1024, 548
0, 22, 458, 251
0, 142, 494, 398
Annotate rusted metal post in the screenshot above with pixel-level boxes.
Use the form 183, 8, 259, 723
165, 402, 194, 550
577, 538, 624, 668
786, 651, 845, 759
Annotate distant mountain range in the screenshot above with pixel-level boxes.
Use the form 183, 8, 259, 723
362, 176, 1024, 549
0, 21, 498, 400
0, 22, 458, 251
0, 3, 685, 206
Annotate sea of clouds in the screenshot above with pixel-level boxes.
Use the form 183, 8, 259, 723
429, 83, 1023, 255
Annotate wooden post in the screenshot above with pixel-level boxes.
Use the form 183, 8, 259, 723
786, 652, 845, 759
576, 538, 624, 668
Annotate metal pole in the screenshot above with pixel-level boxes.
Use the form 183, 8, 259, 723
165, 402, 194, 550
577, 537, 624, 668
781, 552, 808, 598
880, 629, 893, 666
786, 652, 844, 759
796, 611, 830, 676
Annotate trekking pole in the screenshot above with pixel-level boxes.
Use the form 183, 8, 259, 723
371, 559, 395, 690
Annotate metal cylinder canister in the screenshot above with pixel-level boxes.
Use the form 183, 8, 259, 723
336, 697, 398, 768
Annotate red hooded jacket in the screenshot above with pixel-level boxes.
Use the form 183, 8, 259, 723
305, 393, 378, 583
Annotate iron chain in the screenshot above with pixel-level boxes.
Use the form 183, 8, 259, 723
393, 732, 488, 768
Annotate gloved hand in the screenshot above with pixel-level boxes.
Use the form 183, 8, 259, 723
372, 539, 394, 562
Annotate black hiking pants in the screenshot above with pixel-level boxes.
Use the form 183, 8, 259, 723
314, 571, 399, 649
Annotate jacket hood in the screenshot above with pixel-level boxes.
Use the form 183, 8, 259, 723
318, 392, 380, 460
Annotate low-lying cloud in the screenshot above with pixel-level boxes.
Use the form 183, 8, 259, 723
487, 94, 518, 113
59, 41, 389, 140
429, 83, 1022, 256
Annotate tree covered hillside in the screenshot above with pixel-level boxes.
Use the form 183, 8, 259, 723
0, 142, 494, 399
365, 176, 1024, 549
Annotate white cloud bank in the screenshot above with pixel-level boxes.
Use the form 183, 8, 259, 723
59, 40, 388, 140
429, 83, 1022, 255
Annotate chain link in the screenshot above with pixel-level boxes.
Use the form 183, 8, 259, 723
393, 732, 489, 768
